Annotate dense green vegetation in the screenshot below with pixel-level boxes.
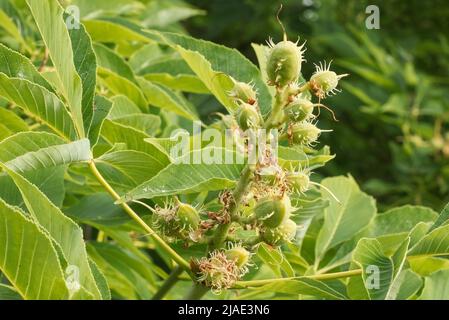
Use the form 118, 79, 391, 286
0, 0, 448, 300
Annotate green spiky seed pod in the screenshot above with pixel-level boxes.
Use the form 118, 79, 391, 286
225, 247, 251, 268
236, 102, 261, 131
310, 61, 348, 98
176, 202, 200, 231
267, 39, 304, 87
286, 171, 310, 193
262, 219, 297, 245
255, 194, 291, 228
229, 79, 257, 105
284, 98, 314, 122
290, 122, 320, 145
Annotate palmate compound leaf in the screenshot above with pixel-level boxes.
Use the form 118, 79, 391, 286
1, 167, 109, 299
0, 198, 70, 299
27, 0, 85, 136
315, 176, 376, 262
121, 147, 245, 201
144, 30, 272, 117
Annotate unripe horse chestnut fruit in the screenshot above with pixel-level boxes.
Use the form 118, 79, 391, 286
225, 247, 251, 268
236, 103, 262, 131
255, 194, 292, 228
267, 39, 304, 87
289, 122, 320, 145
262, 218, 297, 245
284, 98, 314, 122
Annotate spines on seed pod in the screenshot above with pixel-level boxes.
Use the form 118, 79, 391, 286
309, 61, 348, 99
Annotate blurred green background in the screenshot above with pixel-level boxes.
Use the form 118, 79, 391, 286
184, 0, 449, 212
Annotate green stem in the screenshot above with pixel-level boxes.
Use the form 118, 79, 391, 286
264, 88, 287, 129
209, 165, 254, 249
88, 160, 192, 274
233, 269, 363, 289
152, 266, 184, 300
184, 283, 209, 300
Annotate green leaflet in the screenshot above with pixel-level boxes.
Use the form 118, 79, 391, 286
145, 31, 272, 116
96, 150, 167, 192
88, 96, 113, 146
83, 19, 151, 44
71, 0, 145, 19
419, 269, 449, 299
137, 77, 198, 120
0, 73, 77, 140
100, 119, 170, 161
110, 114, 161, 136
68, 20, 97, 134
0, 284, 22, 300
140, 57, 209, 94
27, 0, 84, 136
0, 167, 66, 209
0, 198, 69, 299
349, 238, 409, 300
97, 68, 147, 110
0, 108, 29, 141
0, 10, 30, 53
251, 277, 347, 300
409, 224, 449, 257
315, 176, 376, 261
93, 43, 138, 83
0, 132, 91, 172
0, 44, 53, 91
122, 148, 244, 201
87, 242, 156, 300
2, 167, 106, 299
256, 243, 295, 278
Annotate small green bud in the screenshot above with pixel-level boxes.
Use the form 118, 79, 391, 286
229, 79, 257, 105
267, 39, 305, 87
286, 171, 310, 193
289, 122, 320, 145
309, 61, 348, 98
225, 247, 251, 268
255, 194, 291, 228
284, 98, 314, 122
262, 219, 297, 245
236, 103, 261, 131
